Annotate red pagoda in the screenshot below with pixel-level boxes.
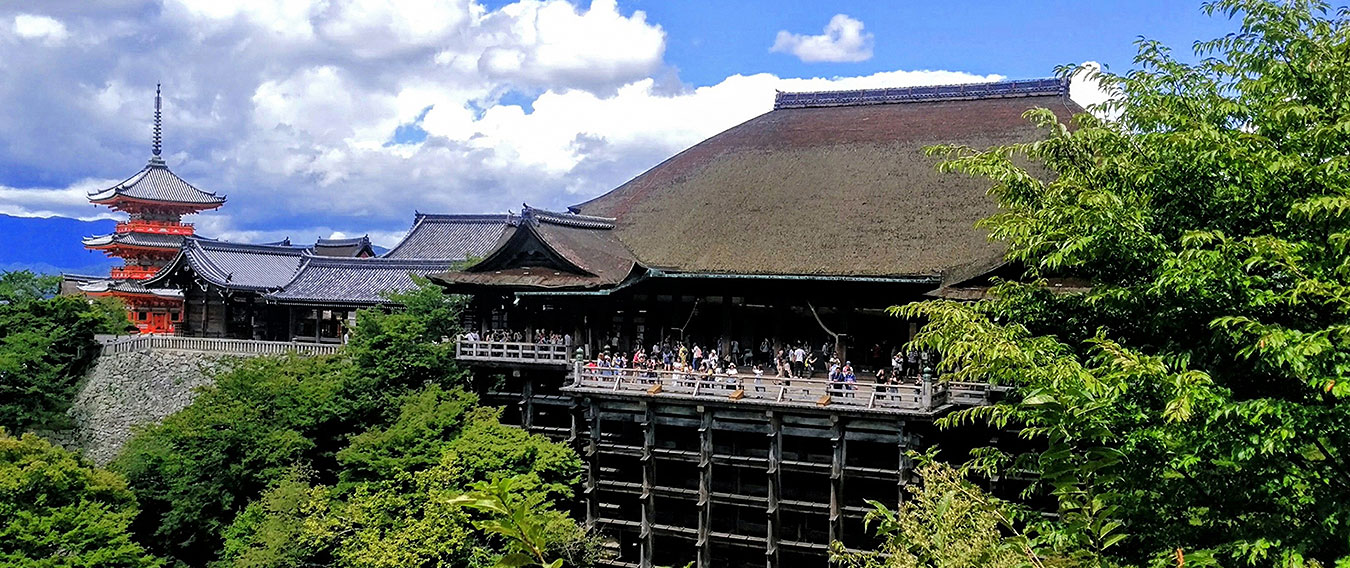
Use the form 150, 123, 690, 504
79, 86, 225, 334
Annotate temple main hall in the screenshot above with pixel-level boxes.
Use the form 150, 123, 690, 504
66, 77, 1081, 568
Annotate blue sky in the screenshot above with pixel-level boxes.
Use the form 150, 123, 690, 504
0, 0, 1245, 272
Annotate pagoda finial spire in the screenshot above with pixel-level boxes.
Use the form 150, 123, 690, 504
150, 84, 164, 164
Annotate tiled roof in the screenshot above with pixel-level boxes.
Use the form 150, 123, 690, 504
382, 213, 510, 259
431, 206, 639, 291
83, 232, 185, 250
772, 78, 1068, 110
143, 237, 308, 292
265, 256, 452, 305
88, 159, 226, 206
313, 236, 374, 257
77, 278, 183, 299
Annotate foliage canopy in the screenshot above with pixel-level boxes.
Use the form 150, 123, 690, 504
891, 1, 1350, 565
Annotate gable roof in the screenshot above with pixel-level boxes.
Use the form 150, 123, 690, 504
572, 78, 1081, 279
313, 235, 375, 258
143, 237, 308, 292
88, 158, 226, 207
430, 206, 640, 290
264, 256, 453, 306
382, 213, 510, 260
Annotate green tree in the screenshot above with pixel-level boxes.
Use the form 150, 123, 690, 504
830, 454, 1035, 568
112, 354, 358, 566
0, 430, 162, 567
898, 1, 1350, 565
216, 402, 599, 568
0, 270, 60, 303
344, 275, 469, 411
0, 287, 130, 433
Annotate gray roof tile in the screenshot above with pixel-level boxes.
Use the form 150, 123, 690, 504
88, 160, 226, 206
382, 214, 509, 259
266, 256, 452, 305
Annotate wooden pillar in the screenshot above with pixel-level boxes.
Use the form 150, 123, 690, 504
640, 403, 656, 568
828, 416, 845, 545
568, 398, 583, 447
697, 406, 713, 568
584, 402, 600, 528
897, 420, 912, 507
765, 411, 782, 568
520, 375, 534, 430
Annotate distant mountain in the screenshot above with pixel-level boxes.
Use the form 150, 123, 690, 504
0, 214, 117, 276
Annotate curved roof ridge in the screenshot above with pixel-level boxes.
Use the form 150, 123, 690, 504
193, 237, 309, 255
414, 213, 513, 222
315, 235, 370, 246
522, 205, 615, 229
773, 77, 1068, 110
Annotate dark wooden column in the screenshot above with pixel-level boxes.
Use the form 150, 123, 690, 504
520, 375, 534, 429
897, 420, 912, 507
765, 411, 782, 568
828, 416, 845, 545
640, 403, 656, 568
697, 406, 713, 568
584, 403, 600, 528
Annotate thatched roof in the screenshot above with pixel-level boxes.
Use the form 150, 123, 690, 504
573, 78, 1081, 278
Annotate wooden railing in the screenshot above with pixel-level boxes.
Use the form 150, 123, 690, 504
116, 220, 194, 235
110, 266, 160, 280
96, 335, 342, 356
455, 340, 572, 366
563, 363, 1000, 413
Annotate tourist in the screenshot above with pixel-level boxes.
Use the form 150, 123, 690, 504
692, 344, 703, 371
792, 344, 806, 378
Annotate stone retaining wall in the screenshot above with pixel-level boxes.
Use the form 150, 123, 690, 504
64, 350, 238, 465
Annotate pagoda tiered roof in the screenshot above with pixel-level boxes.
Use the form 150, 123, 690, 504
88, 86, 225, 212
87, 160, 226, 210
76, 278, 184, 300
82, 231, 186, 252
383, 213, 510, 259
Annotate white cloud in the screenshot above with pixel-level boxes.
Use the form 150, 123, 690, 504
0, 0, 1007, 247
771, 14, 873, 63
1068, 61, 1120, 118
12, 14, 68, 45
0, 180, 120, 221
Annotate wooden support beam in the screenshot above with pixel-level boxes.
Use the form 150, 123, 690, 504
697, 406, 713, 568
520, 376, 534, 430
828, 416, 845, 545
640, 403, 656, 568
585, 403, 600, 529
898, 420, 912, 508
766, 411, 782, 568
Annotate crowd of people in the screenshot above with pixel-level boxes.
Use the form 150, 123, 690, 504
461, 328, 572, 346
572, 338, 941, 400
460, 329, 943, 398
